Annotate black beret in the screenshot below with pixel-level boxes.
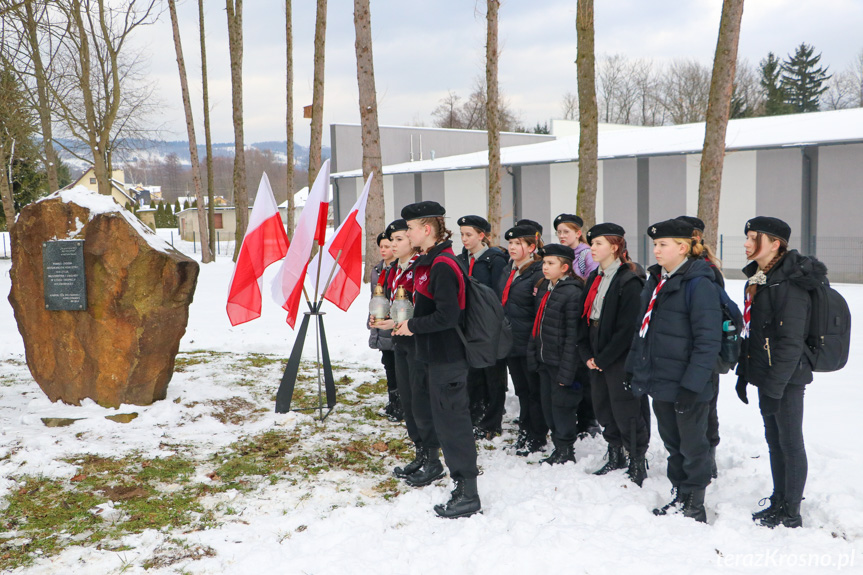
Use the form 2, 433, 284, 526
537, 243, 575, 260
401, 201, 446, 221
745, 216, 791, 243
504, 224, 540, 241
457, 215, 491, 234
385, 218, 408, 240
376, 231, 388, 246
676, 215, 705, 232
586, 223, 625, 243
516, 219, 543, 235
647, 219, 694, 240
554, 213, 584, 229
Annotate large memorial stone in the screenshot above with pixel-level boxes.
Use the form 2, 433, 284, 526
8, 187, 199, 407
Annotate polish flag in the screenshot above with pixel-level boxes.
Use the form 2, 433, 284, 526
271, 159, 331, 327
310, 172, 372, 311
226, 173, 289, 326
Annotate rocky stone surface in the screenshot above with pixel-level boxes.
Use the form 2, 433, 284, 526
8, 187, 199, 407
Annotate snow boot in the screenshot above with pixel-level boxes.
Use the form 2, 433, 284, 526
542, 440, 575, 465
653, 487, 682, 516
593, 443, 626, 475
388, 392, 404, 422
626, 453, 648, 487
405, 448, 445, 487
393, 443, 425, 479
709, 445, 718, 479
752, 493, 783, 522
434, 477, 482, 519
512, 429, 529, 451
759, 500, 803, 529
681, 489, 707, 523
515, 437, 546, 457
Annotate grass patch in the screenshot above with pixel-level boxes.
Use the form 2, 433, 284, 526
207, 396, 260, 425
355, 378, 388, 397
237, 354, 285, 369
211, 429, 300, 487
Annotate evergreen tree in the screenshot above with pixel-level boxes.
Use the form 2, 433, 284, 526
156, 201, 165, 227
166, 202, 174, 227
759, 52, 791, 116
174, 198, 181, 213
781, 43, 831, 113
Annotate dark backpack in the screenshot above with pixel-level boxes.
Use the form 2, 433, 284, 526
686, 276, 743, 374
440, 254, 513, 368
804, 272, 851, 372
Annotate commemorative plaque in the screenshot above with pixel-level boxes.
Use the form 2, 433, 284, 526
43, 240, 87, 311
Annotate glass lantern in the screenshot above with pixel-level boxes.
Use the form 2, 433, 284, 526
369, 284, 391, 321
390, 286, 414, 323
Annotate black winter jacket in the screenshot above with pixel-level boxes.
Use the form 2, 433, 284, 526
736, 250, 816, 399
577, 263, 644, 370
499, 260, 544, 357
527, 276, 585, 386
407, 241, 467, 364
459, 246, 508, 297
625, 258, 722, 402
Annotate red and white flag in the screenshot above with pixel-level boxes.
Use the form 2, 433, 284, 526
271, 159, 331, 327
310, 172, 372, 311
226, 172, 289, 326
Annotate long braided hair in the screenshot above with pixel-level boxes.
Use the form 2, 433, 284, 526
745, 232, 788, 299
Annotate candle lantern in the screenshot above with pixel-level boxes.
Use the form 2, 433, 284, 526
369, 284, 391, 321
390, 286, 414, 323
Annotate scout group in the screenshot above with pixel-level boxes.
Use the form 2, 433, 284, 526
368, 200, 814, 527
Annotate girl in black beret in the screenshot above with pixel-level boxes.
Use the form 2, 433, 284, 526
499, 225, 549, 455
392, 204, 482, 518
369, 232, 400, 421
555, 213, 598, 281
736, 216, 820, 529
457, 215, 509, 438
577, 224, 649, 486
626, 219, 722, 523
526, 245, 586, 464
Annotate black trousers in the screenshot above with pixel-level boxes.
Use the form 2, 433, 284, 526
538, 364, 583, 445
471, 360, 507, 432
393, 343, 428, 445
590, 360, 650, 457
762, 384, 807, 505
506, 356, 548, 441
417, 359, 478, 480
706, 373, 720, 448
653, 399, 712, 493
381, 350, 397, 394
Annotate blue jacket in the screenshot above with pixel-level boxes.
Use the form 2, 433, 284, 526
625, 258, 722, 402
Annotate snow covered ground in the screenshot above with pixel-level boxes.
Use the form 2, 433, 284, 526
1, 230, 862, 574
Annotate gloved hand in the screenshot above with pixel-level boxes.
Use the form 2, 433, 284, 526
735, 376, 749, 405
623, 373, 634, 393
759, 393, 781, 416
674, 388, 700, 415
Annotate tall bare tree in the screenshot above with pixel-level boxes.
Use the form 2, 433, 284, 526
575, 0, 598, 229
226, 0, 247, 261
486, 0, 501, 242
308, 0, 326, 189
168, 0, 211, 262
661, 59, 711, 124
353, 0, 383, 282
285, 0, 295, 236
698, 0, 745, 247
561, 90, 579, 120
198, 0, 216, 254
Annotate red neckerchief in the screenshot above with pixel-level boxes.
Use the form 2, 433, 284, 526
531, 290, 551, 338
501, 267, 517, 306
581, 271, 603, 324
388, 254, 419, 303
742, 292, 752, 338
638, 276, 666, 338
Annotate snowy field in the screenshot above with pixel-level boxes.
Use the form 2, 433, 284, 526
1, 230, 862, 574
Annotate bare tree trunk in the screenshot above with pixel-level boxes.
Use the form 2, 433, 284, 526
226, 0, 247, 262
169, 0, 212, 262
22, 1, 59, 193
308, 0, 326, 189
698, 0, 744, 247
486, 0, 501, 243
353, 0, 384, 283
0, 149, 15, 233
575, 0, 598, 229
199, 0, 216, 255
285, 0, 295, 236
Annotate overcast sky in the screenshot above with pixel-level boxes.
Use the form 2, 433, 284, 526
137, 0, 863, 146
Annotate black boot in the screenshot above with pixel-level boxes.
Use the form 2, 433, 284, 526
515, 436, 546, 457
393, 443, 425, 479
626, 453, 648, 487
593, 443, 626, 475
759, 500, 802, 529
653, 486, 682, 516
681, 489, 707, 523
405, 448, 445, 487
434, 476, 482, 518
512, 429, 528, 451
709, 445, 718, 479
542, 440, 575, 465
388, 392, 404, 422
577, 419, 602, 440
752, 493, 783, 522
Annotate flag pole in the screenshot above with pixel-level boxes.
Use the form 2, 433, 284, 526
317, 249, 343, 306
312, 238, 325, 303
